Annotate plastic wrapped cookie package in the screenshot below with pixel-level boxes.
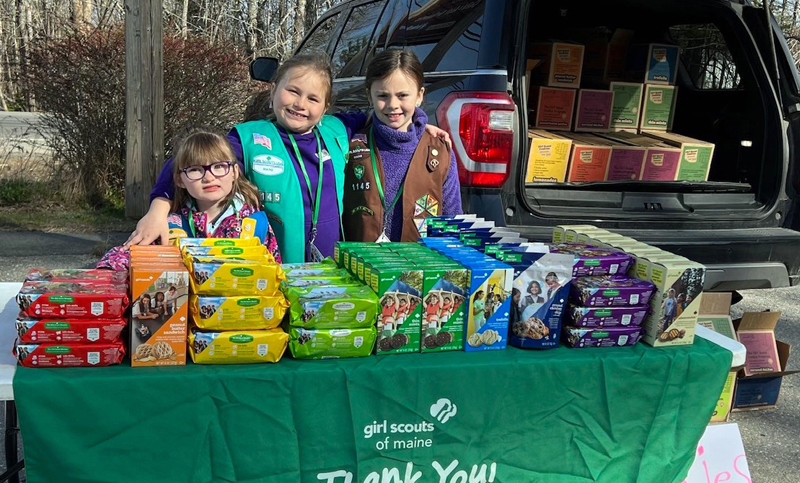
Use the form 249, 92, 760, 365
15, 316, 127, 344
16, 281, 130, 319
285, 285, 379, 330
190, 294, 289, 331
186, 256, 286, 296
14, 340, 126, 367
570, 275, 656, 307
188, 328, 289, 364
288, 327, 377, 360
562, 326, 644, 348
548, 243, 634, 277
569, 305, 649, 327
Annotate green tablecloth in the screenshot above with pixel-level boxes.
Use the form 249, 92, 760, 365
13, 339, 731, 483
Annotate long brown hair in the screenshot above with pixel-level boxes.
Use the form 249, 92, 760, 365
365, 49, 425, 92
171, 130, 261, 212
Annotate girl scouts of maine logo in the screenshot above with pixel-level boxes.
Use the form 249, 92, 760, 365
354, 165, 365, 180
252, 154, 284, 176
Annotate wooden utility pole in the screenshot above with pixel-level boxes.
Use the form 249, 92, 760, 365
125, 0, 163, 218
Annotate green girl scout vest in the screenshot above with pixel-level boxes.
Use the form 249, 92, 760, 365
236, 115, 349, 263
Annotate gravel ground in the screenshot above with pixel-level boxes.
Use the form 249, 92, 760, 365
0, 231, 798, 482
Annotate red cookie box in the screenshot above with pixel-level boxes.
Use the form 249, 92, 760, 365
17, 281, 129, 319
15, 316, 127, 344
25, 268, 129, 285
13, 341, 126, 367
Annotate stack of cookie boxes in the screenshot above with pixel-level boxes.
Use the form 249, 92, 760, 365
14, 268, 129, 367
180, 238, 289, 364
336, 242, 473, 354
559, 225, 706, 347
129, 245, 190, 366
281, 260, 378, 359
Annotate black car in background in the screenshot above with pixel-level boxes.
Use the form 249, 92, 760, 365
259, 0, 800, 290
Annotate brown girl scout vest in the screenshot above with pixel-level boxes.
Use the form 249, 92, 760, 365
342, 129, 450, 242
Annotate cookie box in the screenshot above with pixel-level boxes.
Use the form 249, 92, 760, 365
286, 285, 378, 329
569, 305, 649, 327
190, 295, 289, 330
182, 244, 271, 260
370, 263, 424, 355
16, 282, 129, 319
571, 276, 656, 307
289, 327, 377, 359
14, 341, 125, 367
25, 268, 128, 285
334, 242, 380, 268
281, 259, 338, 271
189, 328, 288, 364
283, 277, 361, 289
15, 316, 126, 344
549, 243, 633, 277
562, 326, 644, 348
178, 237, 261, 249
420, 263, 470, 353
187, 257, 285, 296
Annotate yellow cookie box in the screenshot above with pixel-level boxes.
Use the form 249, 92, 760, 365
187, 257, 286, 296
178, 237, 261, 249
189, 329, 289, 364
190, 294, 289, 330
182, 245, 273, 262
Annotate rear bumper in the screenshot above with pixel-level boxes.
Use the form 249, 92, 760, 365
508, 226, 800, 290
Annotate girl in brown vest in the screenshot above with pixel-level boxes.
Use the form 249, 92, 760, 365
342, 50, 463, 242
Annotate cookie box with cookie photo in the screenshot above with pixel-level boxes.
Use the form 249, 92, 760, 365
14, 340, 125, 367
420, 263, 470, 353
450, 255, 512, 352
188, 328, 288, 364
190, 294, 289, 331
371, 264, 424, 355
178, 237, 261, 249
570, 275, 656, 307
285, 285, 378, 330
640, 258, 705, 347
25, 268, 129, 285
16, 281, 129, 319
187, 256, 285, 296
508, 252, 573, 350
289, 327, 376, 359
562, 326, 644, 348
130, 263, 190, 367
549, 243, 634, 277
15, 316, 127, 344
569, 305, 649, 327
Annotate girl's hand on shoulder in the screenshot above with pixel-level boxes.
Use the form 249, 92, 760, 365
425, 125, 452, 150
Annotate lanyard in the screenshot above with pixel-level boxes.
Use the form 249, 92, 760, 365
289, 130, 324, 242
368, 127, 404, 216
186, 201, 237, 238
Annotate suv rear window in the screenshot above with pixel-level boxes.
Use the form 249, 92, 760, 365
331, 1, 385, 77
375, 0, 486, 72
670, 24, 741, 90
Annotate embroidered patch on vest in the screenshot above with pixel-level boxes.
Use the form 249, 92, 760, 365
351, 205, 375, 216
252, 154, 284, 176
354, 165, 365, 180
427, 157, 440, 172
415, 194, 440, 218
253, 133, 271, 149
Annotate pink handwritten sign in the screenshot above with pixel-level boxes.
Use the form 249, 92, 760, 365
683, 423, 751, 483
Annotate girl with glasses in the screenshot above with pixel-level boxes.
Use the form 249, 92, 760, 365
97, 130, 281, 269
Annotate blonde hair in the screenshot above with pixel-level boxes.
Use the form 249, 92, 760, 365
271, 52, 334, 111
171, 130, 261, 212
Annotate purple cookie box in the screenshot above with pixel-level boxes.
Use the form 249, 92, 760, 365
570, 275, 655, 307
549, 243, 633, 277
563, 325, 644, 348
569, 304, 649, 327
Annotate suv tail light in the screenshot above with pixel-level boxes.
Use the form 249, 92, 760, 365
436, 91, 516, 188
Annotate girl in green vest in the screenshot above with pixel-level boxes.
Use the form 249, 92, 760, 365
128, 53, 449, 262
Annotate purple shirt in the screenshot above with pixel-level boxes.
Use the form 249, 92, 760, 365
372, 108, 462, 241
150, 112, 366, 259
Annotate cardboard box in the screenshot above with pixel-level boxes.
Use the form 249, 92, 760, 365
642, 131, 715, 181
736, 312, 782, 377
526, 130, 573, 183
598, 135, 647, 181
696, 292, 736, 422
609, 82, 644, 131
574, 89, 614, 132
420, 263, 470, 353
533, 87, 576, 131
732, 312, 798, 410
626, 43, 680, 85
639, 84, 677, 132
370, 263, 424, 354
641, 258, 705, 347
552, 224, 599, 243
529, 42, 584, 89
130, 264, 190, 367
600, 131, 682, 181
560, 132, 612, 182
